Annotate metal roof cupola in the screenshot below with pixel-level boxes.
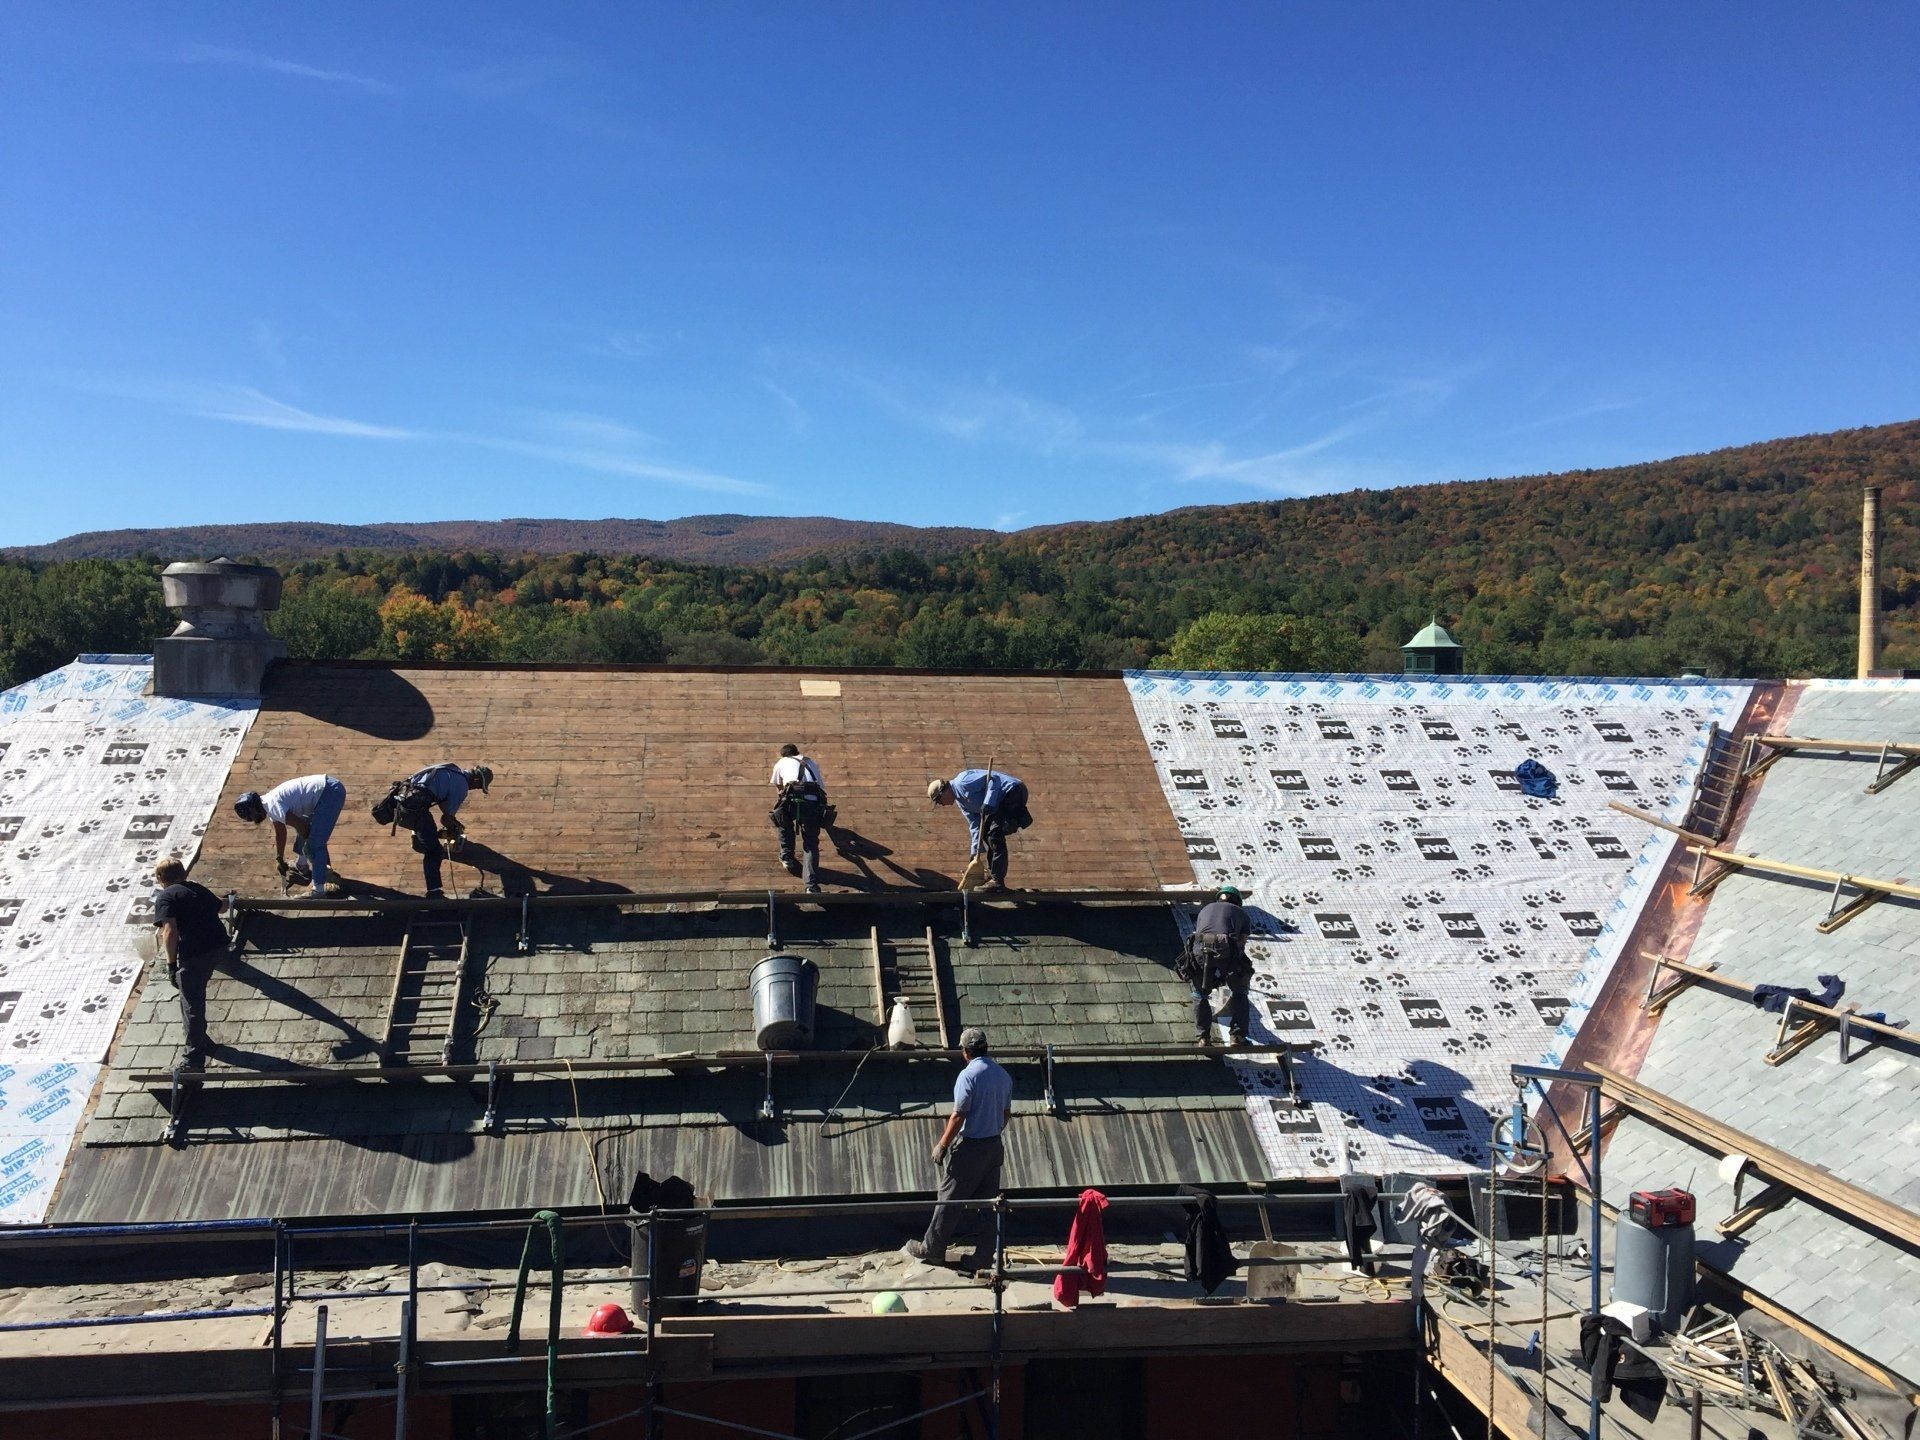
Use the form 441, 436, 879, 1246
151, 557, 288, 699
1400, 615, 1463, 675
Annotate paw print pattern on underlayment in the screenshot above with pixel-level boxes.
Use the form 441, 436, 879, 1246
10, 1028, 42, 1050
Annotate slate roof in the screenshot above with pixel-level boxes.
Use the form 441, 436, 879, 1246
188, 663, 1193, 897
1606, 683, 1920, 1385
57, 900, 1264, 1220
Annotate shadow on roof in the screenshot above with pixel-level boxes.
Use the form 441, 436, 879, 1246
269, 664, 435, 741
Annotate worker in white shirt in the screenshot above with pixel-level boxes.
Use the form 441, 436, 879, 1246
769, 743, 830, 892
234, 774, 348, 896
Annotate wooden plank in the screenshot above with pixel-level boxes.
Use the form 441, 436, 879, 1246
926, 923, 954, 1049
869, 925, 888, 1027
1425, 1310, 1538, 1440
1594, 1064, 1920, 1251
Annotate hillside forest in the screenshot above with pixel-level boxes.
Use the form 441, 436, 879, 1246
2, 422, 1915, 689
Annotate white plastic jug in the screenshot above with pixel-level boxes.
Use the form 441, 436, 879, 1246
887, 996, 919, 1049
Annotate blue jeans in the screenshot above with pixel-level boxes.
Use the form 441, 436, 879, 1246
304, 777, 346, 893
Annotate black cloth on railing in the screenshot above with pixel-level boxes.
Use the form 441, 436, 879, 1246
1751, 973, 1843, 1015
1580, 1314, 1664, 1420
1177, 1184, 1238, 1295
1340, 1175, 1379, 1275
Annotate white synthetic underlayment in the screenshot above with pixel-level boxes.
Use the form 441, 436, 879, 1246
1126, 671, 1751, 1180
0, 657, 256, 1221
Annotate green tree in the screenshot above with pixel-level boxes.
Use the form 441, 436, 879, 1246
1153, 611, 1363, 672
270, 584, 382, 660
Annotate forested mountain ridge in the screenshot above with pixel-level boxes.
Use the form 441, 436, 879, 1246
2, 420, 1915, 688
3, 514, 998, 566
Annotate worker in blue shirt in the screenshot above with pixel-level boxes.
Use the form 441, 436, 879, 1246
903, 1027, 1013, 1269
927, 767, 1033, 888
372, 763, 493, 896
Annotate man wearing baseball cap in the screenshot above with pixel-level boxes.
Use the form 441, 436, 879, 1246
903, 1026, 1012, 1269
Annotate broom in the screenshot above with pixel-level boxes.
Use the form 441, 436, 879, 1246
957, 754, 995, 891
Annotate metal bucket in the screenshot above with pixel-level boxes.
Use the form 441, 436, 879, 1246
750, 953, 819, 1051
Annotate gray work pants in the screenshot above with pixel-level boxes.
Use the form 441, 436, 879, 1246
921, 1134, 1004, 1261
174, 947, 221, 1065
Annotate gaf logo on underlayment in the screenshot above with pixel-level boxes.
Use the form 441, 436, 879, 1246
126, 893, 156, 925
1528, 835, 1559, 862
102, 740, 147, 767
1381, 769, 1420, 791
1314, 912, 1359, 941
0, 818, 23, 844
1496, 721, 1529, 742
1415, 834, 1458, 861
1270, 1101, 1323, 1135
1415, 1098, 1468, 1133
124, 814, 173, 840
0, 993, 18, 1026
1560, 911, 1603, 938
1584, 834, 1630, 861
1210, 716, 1248, 740
1532, 996, 1571, 1026
1183, 834, 1220, 860
1592, 721, 1632, 743
1439, 912, 1485, 940
1596, 770, 1637, 791
1487, 770, 1521, 792
1268, 997, 1315, 1029
1270, 769, 1309, 791
1401, 996, 1450, 1028
1316, 718, 1355, 740
1299, 836, 1341, 861
1170, 769, 1209, 791
0, 900, 20, 928
1421, 719, 1459, 742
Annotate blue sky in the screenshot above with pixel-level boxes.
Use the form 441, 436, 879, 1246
4, 4, 1917, 545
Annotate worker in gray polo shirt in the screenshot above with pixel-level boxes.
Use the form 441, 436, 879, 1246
903, 1026, 1013, 1269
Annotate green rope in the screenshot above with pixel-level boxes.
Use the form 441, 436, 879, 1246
504, 1208, 565, 1440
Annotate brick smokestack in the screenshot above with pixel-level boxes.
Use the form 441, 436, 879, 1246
1859, 486, 1883, 679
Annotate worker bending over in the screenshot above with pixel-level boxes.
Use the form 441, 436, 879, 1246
768, 743, 829, 893
374, 763, 493, 896
928, 767, 1032, 889
1184, 885, 1254, 1047
904, 1027, 1012, 1269
153, 858, 231, 1070
235, 774, 347, 896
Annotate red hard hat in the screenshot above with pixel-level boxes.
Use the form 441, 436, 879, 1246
584, 1302, 633, 1336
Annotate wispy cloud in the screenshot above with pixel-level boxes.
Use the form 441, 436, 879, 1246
760, 379, 811, 435
1503, 396, 1646, 436
173, 43, 394, 94
593, 331, 661, 361
782, 349, 1453, 498
83, 376, 767, 498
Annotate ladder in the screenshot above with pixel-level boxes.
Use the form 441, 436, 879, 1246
380, 916, 473, 1065
1682, 722, 1747, 843
870, 925, 955, 1048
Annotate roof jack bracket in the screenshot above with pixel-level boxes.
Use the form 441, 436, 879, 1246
515, 896, 533, 955
759, 1051, 777, 1122
960, 890, 977, 948
1868, 741, 1920, 795
160, 1064, 191, 1147
223, 889, 246, 950
1279, 1044, 1300, 1103
766, 890, 780, 951
1818, 876, 1888, 934
1043, 1043, 1062, 1116
479, 1060, 506, 1132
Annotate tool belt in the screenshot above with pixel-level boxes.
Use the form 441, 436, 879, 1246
770, 780, 835, 829
1179, 933, 1251, 990
372, 779, 433, 830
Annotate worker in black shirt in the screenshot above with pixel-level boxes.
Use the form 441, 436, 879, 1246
1184, 885, 1254, 1047
152, 857, 231, 1069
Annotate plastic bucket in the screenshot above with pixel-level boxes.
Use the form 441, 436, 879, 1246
750, 953, 819, 1051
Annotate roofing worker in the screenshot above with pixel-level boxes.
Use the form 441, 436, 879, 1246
153, 857, 231, 1070
768, 744, 829, 894
379, 763, 492, 897
903, 1027, 1013, 1269
927, 766, 1032, 890
235, 773, 348, 896
1184, 885, 1255, 1047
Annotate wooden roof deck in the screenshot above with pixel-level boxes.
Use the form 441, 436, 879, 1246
189, 664, 1193, 898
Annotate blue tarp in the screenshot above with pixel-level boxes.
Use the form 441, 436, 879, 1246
1514, 758, 1558, 799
